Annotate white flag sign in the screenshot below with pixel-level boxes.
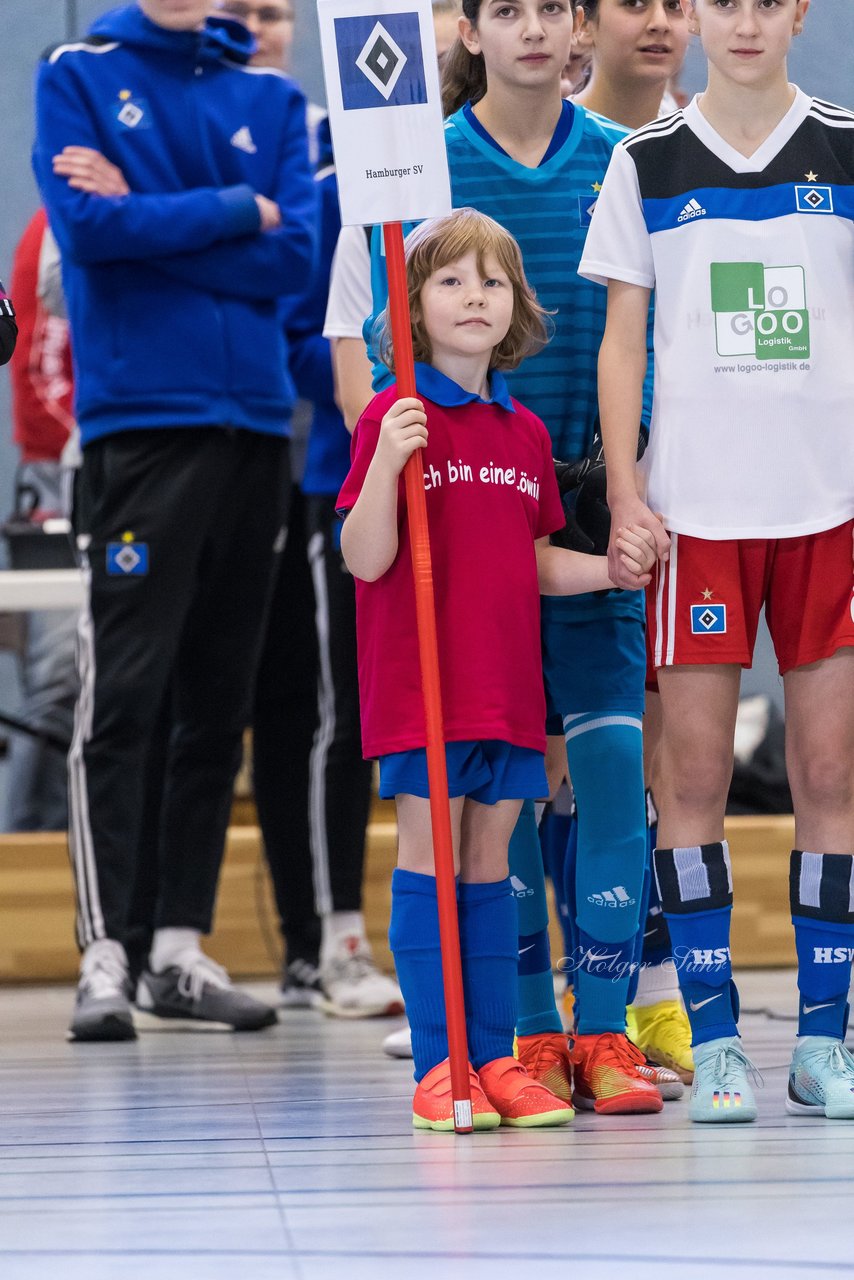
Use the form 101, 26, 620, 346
317, 0, 452, 226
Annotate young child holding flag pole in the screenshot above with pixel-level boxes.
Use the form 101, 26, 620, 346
337, 207, 657, 1131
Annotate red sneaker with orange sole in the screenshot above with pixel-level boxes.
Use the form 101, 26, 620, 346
569, 1032, 664, 1115
412, 1059, 500, 1132
516, 1032, 573, 1104
479, 1056, 574, 1127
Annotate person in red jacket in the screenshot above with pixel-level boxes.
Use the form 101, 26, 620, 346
5, 209, 77, 832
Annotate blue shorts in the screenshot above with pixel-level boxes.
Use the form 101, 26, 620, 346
378, 740, 547, 804
543, 612, 646, 720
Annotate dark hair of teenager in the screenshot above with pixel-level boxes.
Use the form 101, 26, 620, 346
441, 0, 578, 117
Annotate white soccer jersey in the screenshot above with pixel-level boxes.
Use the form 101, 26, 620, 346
579, 90, 854, 539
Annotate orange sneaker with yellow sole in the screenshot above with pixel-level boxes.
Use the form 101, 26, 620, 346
569, 1032, 664, 1115
478, 1056, 574, 1127
516, 1032, 573, 1104
412, 1059, 501, 1132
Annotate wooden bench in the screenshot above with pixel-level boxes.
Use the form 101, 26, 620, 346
0, 814, 796, 982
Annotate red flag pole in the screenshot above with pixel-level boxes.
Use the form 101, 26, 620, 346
383, 219, 473, 1134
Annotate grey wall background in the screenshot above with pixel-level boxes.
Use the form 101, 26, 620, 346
0, 0, 852, 706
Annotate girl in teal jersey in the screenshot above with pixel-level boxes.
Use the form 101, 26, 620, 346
563, 0, 696, 1090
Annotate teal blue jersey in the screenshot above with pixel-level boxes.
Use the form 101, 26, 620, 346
367, 102, 652, 622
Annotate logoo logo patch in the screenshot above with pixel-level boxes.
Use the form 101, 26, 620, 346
710, 261, 810, 361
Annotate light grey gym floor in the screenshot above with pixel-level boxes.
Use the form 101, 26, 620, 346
1, 970, 852, 1280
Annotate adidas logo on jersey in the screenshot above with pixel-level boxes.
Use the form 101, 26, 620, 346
588, 886, 635, 908
677, 198, 706, 223
511, 875, 534, 898
230, 126, 257, 154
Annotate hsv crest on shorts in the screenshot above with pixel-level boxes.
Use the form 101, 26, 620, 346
690, 603, 726, 635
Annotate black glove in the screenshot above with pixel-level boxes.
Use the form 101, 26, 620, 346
552, 422, 648, 557
0, 282, 17, 367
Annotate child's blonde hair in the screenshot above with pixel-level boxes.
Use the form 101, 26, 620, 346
376, 207, 552, 374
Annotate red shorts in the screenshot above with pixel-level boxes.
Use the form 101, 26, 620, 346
647, 520, 854, 676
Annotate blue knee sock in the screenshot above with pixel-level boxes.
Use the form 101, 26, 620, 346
510, 799, 562, 1036
626, 847, 653, 1007
654, 841, 739, 1046
560, 804, 582, 1023
564, 716, 646, 1034
389, 868, 450, 1081
539, 793, 574, 959
790, 850, 854, 1040
458, 879, 518, 1069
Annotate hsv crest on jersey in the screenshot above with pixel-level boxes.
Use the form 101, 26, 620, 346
795, 183, 834, 213
577, 194, 598, 227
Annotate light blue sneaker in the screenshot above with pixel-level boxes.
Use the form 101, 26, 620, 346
786, 1037, 854, 1119
689, 1036, 760, 1123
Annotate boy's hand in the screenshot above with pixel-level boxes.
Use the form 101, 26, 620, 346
376, 397, 428, 475
613, 523, 657, 587
607, 496, 669, 589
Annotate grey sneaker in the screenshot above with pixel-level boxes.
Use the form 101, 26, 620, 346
69, 939, 136, 1042
136, 949, 277, 1031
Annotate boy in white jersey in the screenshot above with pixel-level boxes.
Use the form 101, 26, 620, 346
580, 0, 854, 1122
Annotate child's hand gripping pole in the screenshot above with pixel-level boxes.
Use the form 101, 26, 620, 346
383, 221, 473, 1134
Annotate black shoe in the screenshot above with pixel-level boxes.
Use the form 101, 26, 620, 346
136, 952, 277, 1031
280, 957, 323, 1009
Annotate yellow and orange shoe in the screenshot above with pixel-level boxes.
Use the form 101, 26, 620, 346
412, 1059, 501, 1132
569, 1032, 664, 1115
626, 999, 695, 1085
516, 1032, 573, 1104
479, 1056, 574, 1127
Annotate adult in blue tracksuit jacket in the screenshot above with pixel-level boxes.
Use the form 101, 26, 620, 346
33, 0, 317, 1043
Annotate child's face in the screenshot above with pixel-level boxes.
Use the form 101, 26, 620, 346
461, 0, 579, 96
419, 250, 515, 366
585, 0, 689, 90
683, 0, 809, 87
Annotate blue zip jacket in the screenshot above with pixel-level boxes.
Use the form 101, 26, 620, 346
33, 4, 316, 446
288, 116, 352, 496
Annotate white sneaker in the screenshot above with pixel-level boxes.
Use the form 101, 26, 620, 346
382, 1025, 413, 1058
787, 1036, 854, 1119
319, 936, 404, 1018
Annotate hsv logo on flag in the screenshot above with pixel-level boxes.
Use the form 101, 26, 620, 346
335, 12, 427, 109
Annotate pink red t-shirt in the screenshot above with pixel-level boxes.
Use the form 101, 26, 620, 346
337, 365, 565, 759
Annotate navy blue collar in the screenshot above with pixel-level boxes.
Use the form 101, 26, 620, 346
462, 99, 574, 167
414, 362, 515, 413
